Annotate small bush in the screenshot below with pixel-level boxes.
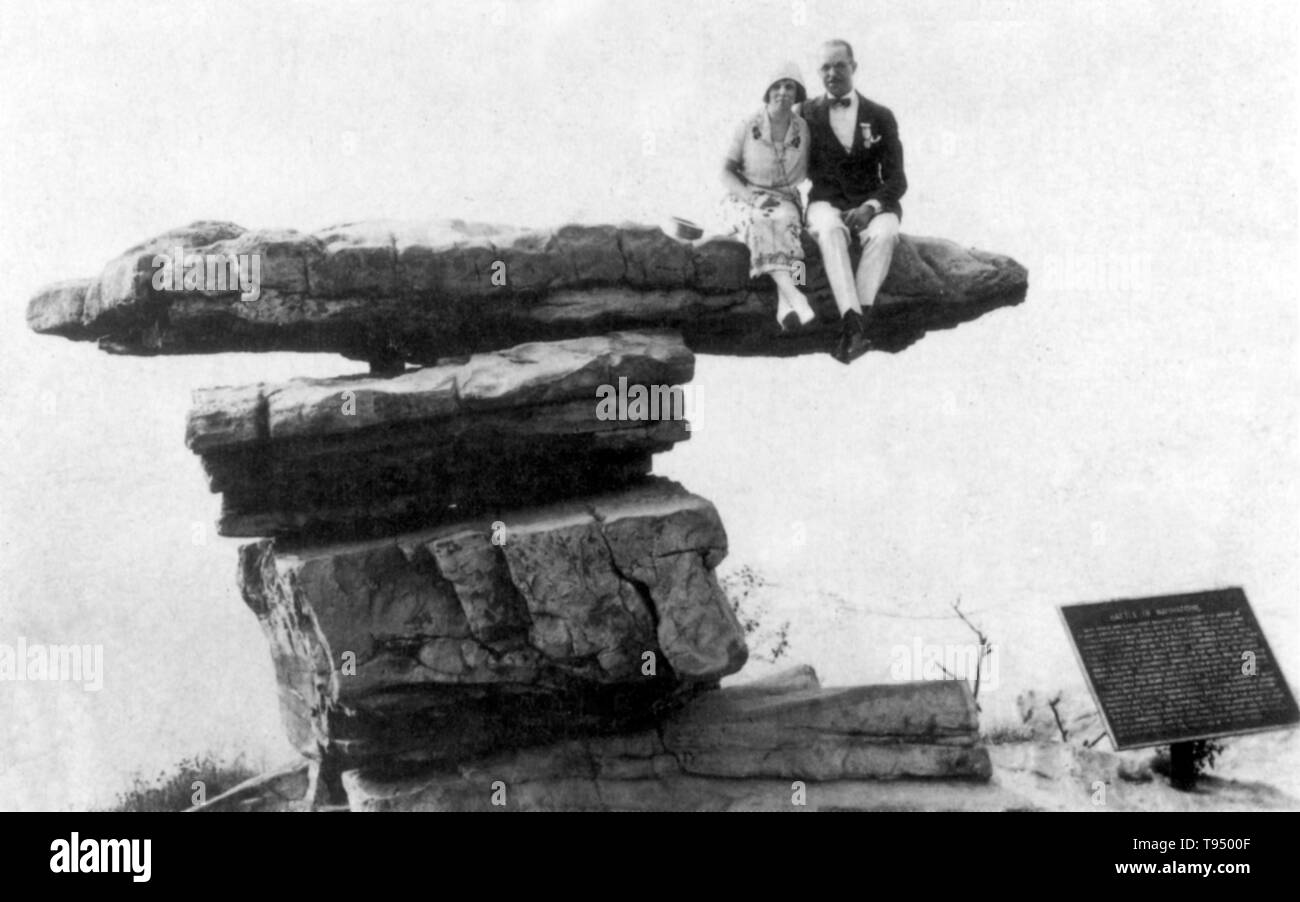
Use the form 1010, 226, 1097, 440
1152, 739, 1225, 788
720, 565, 791, 664
982, 722, 1038, 745
105, 753, 260, 812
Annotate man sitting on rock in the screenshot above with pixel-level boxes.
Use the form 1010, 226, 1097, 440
798, 38, 907, 364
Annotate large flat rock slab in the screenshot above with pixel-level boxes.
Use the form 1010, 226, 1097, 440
188, 331, 694, 537
27, 219, 1028, 364
343, 674, 1002, 812
238, 477, 746, 771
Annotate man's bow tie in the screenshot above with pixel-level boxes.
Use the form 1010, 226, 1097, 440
829, 96, 851, 108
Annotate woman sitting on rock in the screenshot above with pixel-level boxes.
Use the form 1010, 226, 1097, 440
720, 62, 816, 331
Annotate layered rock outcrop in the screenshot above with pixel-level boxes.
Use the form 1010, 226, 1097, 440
27, 220, 1027, 366
27, 218, 1028, 810
200, 332, 764, 794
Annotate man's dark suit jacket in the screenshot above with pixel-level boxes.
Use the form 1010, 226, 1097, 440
800, 92, 907, 218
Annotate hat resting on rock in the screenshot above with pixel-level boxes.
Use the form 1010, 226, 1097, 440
763, 61, 807, 103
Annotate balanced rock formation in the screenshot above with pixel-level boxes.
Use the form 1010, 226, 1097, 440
27, 219, 1027, 367
27, 218, 1028, 810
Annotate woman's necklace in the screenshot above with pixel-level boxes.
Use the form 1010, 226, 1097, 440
765, 110, 795, 195
768, 110, 791, 144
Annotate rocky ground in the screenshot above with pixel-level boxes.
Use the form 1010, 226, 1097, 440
987, 737, 1298, 812
192, 668, 1299, 813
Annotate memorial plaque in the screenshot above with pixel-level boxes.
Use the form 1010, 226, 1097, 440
1059, 587, 1299, 750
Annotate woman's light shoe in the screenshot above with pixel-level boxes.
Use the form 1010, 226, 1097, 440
784, 288, 816, 326
769, 298, 800, 332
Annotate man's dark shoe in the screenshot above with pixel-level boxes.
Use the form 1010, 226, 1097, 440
832, 309, 868, 364
779, 310, 802, 333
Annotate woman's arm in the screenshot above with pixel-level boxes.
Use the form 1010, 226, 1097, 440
721, 119, 761, 203
721, 156, 756, 201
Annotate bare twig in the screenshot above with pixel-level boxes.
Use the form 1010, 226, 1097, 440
951, 596, 991, 647
950, 596, 994, 706
1046, 693, 1069, 742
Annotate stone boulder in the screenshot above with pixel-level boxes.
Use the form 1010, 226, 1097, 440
237, 477, 746, 773
26, 219, 1028, 365
187, 330, 694, 537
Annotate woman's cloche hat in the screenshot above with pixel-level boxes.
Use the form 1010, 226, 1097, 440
763, 61, 807, 104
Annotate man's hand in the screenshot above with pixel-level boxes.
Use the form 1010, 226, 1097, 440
843, 201, 880, 233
